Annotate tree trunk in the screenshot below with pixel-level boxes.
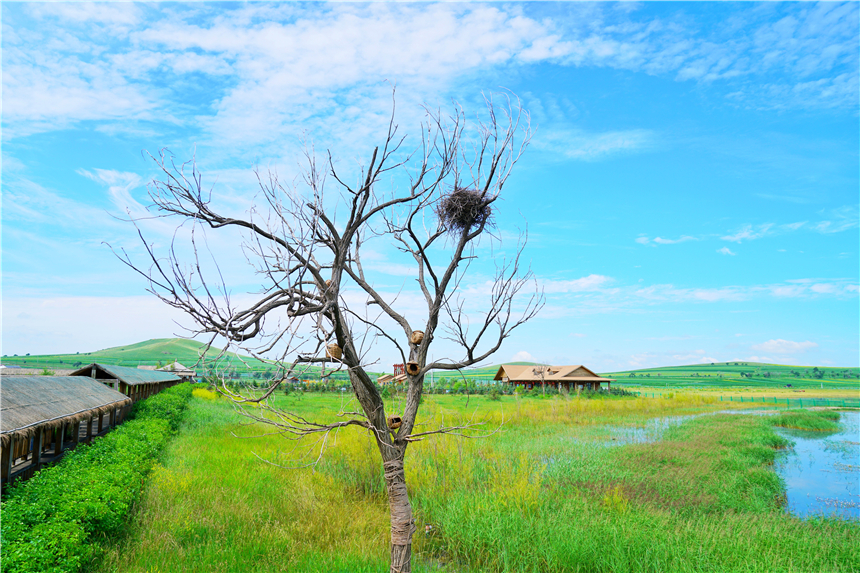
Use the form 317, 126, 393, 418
384, 457, 416, 573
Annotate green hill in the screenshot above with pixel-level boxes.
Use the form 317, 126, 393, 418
0, 338, 260, 371
603, 361, 860, 390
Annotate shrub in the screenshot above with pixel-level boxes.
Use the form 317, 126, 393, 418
0, 383, 193, 573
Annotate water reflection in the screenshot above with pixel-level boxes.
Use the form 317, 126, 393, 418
602, 409, 859, 520
774, 411, 859, 520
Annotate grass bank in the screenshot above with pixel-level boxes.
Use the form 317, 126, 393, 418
94, 392, 859, 572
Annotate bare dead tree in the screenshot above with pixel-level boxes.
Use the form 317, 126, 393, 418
116, 93, 543, 573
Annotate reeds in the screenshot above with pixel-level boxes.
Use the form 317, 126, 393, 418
93, 393, 859, 573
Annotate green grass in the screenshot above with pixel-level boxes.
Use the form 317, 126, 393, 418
91, 392, 858, 572
768, 409, 842, 432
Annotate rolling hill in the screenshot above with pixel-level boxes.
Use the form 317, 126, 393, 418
0, 338, 258, 371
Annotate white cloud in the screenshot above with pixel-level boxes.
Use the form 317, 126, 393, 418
717, 247, 736, 256
653, 236, 696, 245
751, 339, 818, 354
534, 128, 655, 161
77, 168, 145, 214
721, 224, 774, 243
7, 1, 853, 146
511, 350, 535, 362
541, 274, 614, 293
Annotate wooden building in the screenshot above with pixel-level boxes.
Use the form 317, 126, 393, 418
376, 373, 407, 385
138, 361, 197, 381
1, 376, 132, 488
494, 364, 615, 392
71, 363, 181, 404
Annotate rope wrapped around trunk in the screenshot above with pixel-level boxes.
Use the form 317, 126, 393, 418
383, 459, 416, 546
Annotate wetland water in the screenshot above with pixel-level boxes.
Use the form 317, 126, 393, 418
774, 410, 859, 520
606, 409, 860, 520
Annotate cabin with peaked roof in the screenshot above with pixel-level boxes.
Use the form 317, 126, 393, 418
70, 363, 181, 404
494, 364, 615, 392
1, 376, 132, 488
156, 361, 196, 381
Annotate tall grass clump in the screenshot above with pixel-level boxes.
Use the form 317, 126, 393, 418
769, 409, 841, 432
0, 383, 193, 573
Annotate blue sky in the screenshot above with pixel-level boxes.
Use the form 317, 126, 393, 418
2, 2, 858, 371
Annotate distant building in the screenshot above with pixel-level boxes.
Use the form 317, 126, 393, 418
494, 364, 614, 392
155, 361, 196, 381
376, 373, 407, 385
70, 363, 182, 403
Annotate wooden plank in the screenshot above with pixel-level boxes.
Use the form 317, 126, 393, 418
73, 421, 81, 448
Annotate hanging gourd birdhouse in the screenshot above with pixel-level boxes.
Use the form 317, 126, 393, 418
406, 361, 420, 376
410, 330, 424, 344
326, 343, 342, 360
387, 415, 402, 430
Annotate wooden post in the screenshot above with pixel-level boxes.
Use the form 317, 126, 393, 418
2, 436, 13, 482
73, 421, 81, 448
91, 365, 97, 378
33, 430, 43, 471
86, 416, 93, 442
98, 412, 104, 434
56, 423, 65, 454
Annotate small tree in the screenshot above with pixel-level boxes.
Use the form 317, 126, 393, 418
118, 94, 542, 572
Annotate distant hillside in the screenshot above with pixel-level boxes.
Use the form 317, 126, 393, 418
0, 338, 260, 370
0, 338, 376, 377
603, 361, 859, 390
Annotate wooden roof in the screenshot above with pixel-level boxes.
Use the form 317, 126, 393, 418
1, 376, 131, 445
494, 364, 614, 382
157, 362, 196, 376
377, 373, 407, 384
70, 363, 181, 386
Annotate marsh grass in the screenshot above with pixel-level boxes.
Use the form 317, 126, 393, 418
95, 393, 859, 573
769, 409, 842, 432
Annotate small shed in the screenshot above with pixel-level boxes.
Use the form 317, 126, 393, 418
1, 376, 132, 487
494, 364, 615, 392
156, 361, 197, 381
70, 363, 181, 403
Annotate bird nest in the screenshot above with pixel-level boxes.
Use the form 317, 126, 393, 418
437, 187, 492, 233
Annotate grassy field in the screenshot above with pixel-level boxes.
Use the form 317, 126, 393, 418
93, 391, 858, 573
606, 362, 860, 391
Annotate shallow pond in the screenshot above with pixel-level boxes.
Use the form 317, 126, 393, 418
602, 408, 859, 520
774, 410, 859, 520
